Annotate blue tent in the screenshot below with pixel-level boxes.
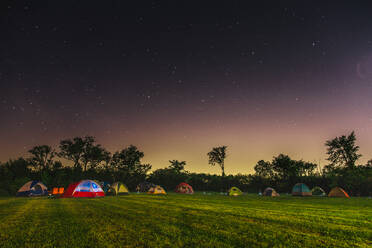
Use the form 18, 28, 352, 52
16, 181, 48, 197
100, 181, 111, 193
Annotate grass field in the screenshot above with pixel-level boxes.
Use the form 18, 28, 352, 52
0, 193, 371, 248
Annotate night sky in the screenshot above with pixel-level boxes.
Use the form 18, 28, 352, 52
2, 1, 372, 174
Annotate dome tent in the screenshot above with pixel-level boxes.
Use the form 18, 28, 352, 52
328, 187, 350, 198
175, 182, 194, 194
109, 182, 129, 195
63, 180, 104, 198
311, 186, 326, 196
148, 185, 166, 195
292, 183, 312, 196
16, 181, 48, 197
263, 187, 279, 197
100, 181, 111, 193
228, 187, 243, 196
136, 182, 156, 192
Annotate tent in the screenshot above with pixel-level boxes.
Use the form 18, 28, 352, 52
100, 182, 111, 193
52, 187, 65, 195
229, 187, 243, 196
175, 182, 194, 194
292, 183, 312, 196
52, 187, 59, 195
148, 185, 166, 195
263, 187, 280, 197
328, 187, 350, 198
311, 186, 326, 196
62, 180, 105, 198
109, 182, 129, 195
16, 181, 48, 197
136, 182, 156, 192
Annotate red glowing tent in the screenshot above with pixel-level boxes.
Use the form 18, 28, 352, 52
175, 182, 194, 194
63, 180, 105, 198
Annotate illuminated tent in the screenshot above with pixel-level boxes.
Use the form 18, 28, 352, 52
59, 187, 64, 194
263, 187, 279, 197
63, 180, 104, 198
175, 182, 194, 194
52, 187, 59, 195
311, 186, 326, 196
228, 187, 243, 196
52, 187, 64, 195
292, 183, 312, 196
16, 181, 48, 197
109, 182, 129, 195
148, 185, 166, 195
136, 182, 156, 192
328, 187, 350, 198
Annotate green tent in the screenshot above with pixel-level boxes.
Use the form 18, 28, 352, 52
229, 187, 243, 196
311, 186, 326, 196
109, 182, 129, 195
292, 183, 312, 196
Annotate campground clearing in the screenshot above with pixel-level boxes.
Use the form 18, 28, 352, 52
0, 193, 371, 248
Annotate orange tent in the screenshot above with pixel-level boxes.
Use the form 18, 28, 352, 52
52, 187, 65, 195
328, 187, 350, 198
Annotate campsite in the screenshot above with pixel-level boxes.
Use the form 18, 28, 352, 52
2, 1, 372, 247
0, 193, 371, 248
0, 132, 371, 247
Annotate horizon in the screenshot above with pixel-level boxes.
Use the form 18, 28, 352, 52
1, 129, 370, 175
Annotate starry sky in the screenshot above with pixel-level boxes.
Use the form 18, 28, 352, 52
1, 1, 372, 174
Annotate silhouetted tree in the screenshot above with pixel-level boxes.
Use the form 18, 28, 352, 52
81, 144, 109, 172
102, 150, 112, 168
59, 136, 102, 171
208, 146, 227, 177
254, 160, 273, 178
110, 145, 151, 189
0, 158, 31, 195
111, 145, 144, 170
325, 131, 361, 169
1, 133, 372, 196
28, 145, 55, 175
168, 160, 186, 173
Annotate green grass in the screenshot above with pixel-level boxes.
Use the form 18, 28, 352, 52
0, 193, 371, 248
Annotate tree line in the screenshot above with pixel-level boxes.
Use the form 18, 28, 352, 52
0, 132, 371, 196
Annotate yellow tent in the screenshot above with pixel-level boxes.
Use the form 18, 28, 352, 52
229, 187, 243, 196
110, 182, 129, 195
148, 185, 166, 195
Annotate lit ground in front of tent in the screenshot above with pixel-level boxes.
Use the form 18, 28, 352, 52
0, 194, 371, 248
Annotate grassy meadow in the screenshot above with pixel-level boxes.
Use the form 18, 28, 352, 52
0, 193, 371, 248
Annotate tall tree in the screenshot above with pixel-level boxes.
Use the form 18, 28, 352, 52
111, 145, 144, 171
208, 146, 227, 176
28, 145, 56, 174
254, 160, 273, 178
59, 136, 106, 171
81, 144, 109, 171
168, 160, 186, 173
271, 154, 295, 180
110, 145, 151, 187
270, 154, 317, 180
325, 131, 361, 169
102, 150, 112, 168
